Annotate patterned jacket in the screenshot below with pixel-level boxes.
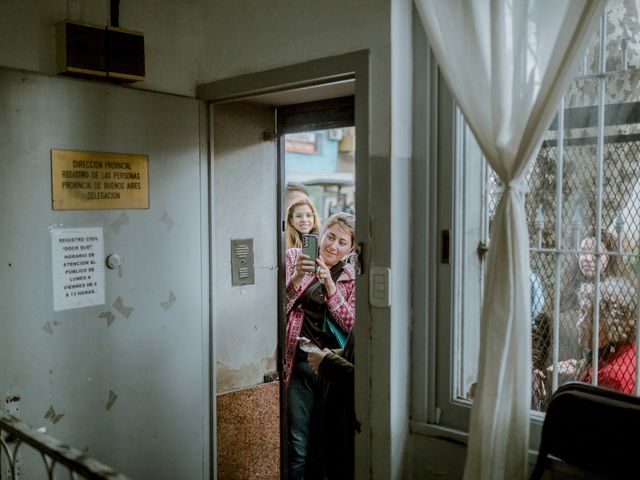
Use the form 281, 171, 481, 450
284, 248, 356, 384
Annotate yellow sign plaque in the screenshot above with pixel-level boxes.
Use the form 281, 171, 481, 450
51, 149, 149, 210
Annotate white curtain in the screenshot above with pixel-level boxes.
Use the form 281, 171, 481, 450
414, 1, 606, 479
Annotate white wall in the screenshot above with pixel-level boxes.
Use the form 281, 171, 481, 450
196, 0, 392, 157
381, 0, 413, 477
0, 0, 421, 478
0, 1, 107, 74
212, 102, 278, 393
0, 0, 199, 96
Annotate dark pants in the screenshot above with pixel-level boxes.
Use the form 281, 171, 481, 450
287, 360, 330, 480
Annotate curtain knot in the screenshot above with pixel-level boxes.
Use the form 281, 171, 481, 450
507, 179, 528, 194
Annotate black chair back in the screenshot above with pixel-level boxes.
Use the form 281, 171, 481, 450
530, 382, 640, 479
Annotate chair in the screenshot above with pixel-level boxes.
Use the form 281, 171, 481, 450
530, 382, 640, 479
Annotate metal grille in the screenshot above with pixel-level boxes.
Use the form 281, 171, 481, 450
486, 138, 640, 410
462, 2, 640, 411
522, 138, 640, 410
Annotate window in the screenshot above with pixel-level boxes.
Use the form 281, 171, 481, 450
430, 0, 640, 434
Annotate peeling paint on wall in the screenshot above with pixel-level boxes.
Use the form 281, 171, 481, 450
110, 213, 130, 234
5, 394, 21, 416
43, 321, 54, 335
160, 291, 176, 311
44, 406, 65, 424
99, 311, 116, 327
113, 296, 134, 318
160, 212, 175, 231
216, 355, 278, 393
105, 390, 118, 411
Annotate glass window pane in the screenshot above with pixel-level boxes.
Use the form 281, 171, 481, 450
454, 0, 640, 411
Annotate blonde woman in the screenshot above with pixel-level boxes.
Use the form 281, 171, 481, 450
285, 198, 321, 250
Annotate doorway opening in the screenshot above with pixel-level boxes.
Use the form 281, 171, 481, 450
277, 94, 356, 479
205, 69, 364, 479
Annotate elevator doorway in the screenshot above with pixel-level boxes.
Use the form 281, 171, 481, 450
198, 52, 370, 479
209, 84, 360, 479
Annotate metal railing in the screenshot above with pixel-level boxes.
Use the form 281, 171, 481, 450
0, 413, 129, 480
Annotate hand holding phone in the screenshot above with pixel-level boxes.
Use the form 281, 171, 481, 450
296, 336, 321, 353
301, 234, 318, 272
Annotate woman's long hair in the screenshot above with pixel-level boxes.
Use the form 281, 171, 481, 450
577, 276, 637, 350
559, 229, 628, 312
285, 198, 321, 250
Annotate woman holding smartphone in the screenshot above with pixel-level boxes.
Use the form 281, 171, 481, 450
285, 198, 322, 250
284, 212, 356, 480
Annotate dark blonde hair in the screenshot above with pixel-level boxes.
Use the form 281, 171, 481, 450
285, 199, 321, 249
560, 229, 629, 312
578, 276, 637, 348
322, 212, 356, 251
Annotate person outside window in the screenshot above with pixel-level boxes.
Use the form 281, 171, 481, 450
548, 231, 634, 386
557, 231, 627, 361
557, 276, 637, 394
535, 230, 630, 406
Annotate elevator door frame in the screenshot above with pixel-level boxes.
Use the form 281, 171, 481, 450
197, 50, 370, 480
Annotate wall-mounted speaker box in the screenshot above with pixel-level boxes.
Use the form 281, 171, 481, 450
107, 26, 145, 81
56, 20, 145, 82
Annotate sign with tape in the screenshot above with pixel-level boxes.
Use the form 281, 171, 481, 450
51, 227, 105, 311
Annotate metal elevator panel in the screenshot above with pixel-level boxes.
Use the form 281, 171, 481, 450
231, 239, 255, 286
0, 68, 208, 480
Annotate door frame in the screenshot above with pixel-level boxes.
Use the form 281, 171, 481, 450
197, 50, 371, 479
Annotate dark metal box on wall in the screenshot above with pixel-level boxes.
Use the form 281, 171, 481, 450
56, 20, 145, 83
231, 239, 255, 286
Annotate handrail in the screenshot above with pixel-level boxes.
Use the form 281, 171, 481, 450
0, 413, 129, 480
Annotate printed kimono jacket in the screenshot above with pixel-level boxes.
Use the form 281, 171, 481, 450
284, 247, 356, 384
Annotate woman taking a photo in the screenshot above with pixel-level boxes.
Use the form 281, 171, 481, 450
284, 212, 356, 480
285, 198, 322, 250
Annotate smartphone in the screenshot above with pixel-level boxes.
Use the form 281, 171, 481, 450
301, 233, 318, 272
296, 336, 321, 353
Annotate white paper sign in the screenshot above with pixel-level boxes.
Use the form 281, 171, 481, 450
51, 227, 105, 311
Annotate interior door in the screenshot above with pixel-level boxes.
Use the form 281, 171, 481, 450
211, 101, 281, 479
0, 68, 210, 479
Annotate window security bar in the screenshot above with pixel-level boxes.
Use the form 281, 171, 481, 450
591, 12, 609, 388
551, 95, 565, 394
485, 9, 640, 409
0, 413, 129, 480
530, 248, 634, 257
457, 5, 640, 413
